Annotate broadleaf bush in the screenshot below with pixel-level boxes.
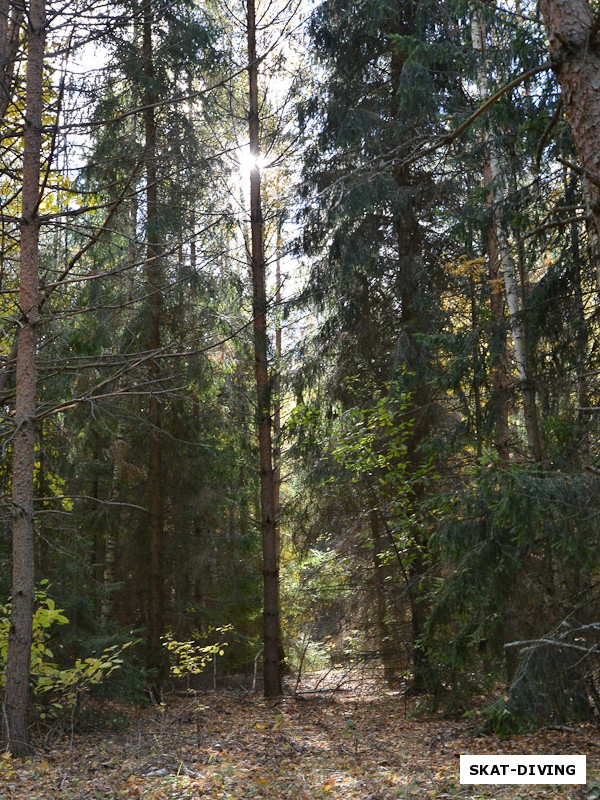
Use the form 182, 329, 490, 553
0, 583, 131, 718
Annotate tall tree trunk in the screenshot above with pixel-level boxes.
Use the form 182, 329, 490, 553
472, 4, 544, 461
539, 0, 600, 285
273, 217, 288, 669
142, 6, 165, 694
393, 196, 434, 694
482, 165, 511, 462
567, 176, 592, 466
469, 278, 484, 457
273, 214, 283, 562
246, 0, 282, 698
3, 0, 46, 756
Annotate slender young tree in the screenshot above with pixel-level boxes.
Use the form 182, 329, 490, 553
482, 162, 511, 463
246, 0, 283, 697
141, 0, 166, 695
3, 0, 46, 755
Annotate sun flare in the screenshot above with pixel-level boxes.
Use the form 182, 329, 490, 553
237, 144, 266, 173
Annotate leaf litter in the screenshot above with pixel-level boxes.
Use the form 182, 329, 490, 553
0, 680, 598, 800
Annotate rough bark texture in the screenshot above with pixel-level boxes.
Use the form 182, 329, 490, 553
247, 0, 282, 698
3, 0, 46, 756
539, 0, 600, 266
142, 7, 165, 693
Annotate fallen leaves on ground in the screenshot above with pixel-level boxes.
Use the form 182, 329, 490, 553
1, 680, 598, 799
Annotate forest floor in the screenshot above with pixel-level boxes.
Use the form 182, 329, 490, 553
1, 674, 599, 800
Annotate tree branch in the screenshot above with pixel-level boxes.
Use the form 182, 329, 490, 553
399, 62, 552, 168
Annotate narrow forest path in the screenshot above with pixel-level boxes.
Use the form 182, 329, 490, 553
1, 684, 598, 799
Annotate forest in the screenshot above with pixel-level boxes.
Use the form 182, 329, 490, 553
0, 0, 600, 795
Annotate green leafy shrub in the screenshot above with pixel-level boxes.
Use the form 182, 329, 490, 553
0, 583, 131, 717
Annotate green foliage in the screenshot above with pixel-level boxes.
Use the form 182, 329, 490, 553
332, 382, 433, 484
473, 698, 525, 737
281, 547, 351, 672
425, 464, 600, 719
477, 636, 594, 736
0, 584, 131, 716
0, 0, 596, 738
330, 384, 413, 479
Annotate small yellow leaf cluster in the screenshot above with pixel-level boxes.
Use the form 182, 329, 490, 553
441, 255, 487, 279
162, 626, 231, 678
0, 751, 15, 780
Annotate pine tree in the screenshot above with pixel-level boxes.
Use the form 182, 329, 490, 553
245, 0, 283, 698
3, 0, 46, 755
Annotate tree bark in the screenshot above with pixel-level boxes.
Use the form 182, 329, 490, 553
273, 216, 282, 548
3, 0, 46, 756
247, 0, 283, 698
142, 6, 165, 694
567, 176, 592, 466
539, 0, 600, 282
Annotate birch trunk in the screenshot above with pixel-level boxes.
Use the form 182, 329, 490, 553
3, 0, 46, 755
482, 164, 511, 462
273, 217, 282, 553
247, 0, 282, 698
471, 5, 544, 461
